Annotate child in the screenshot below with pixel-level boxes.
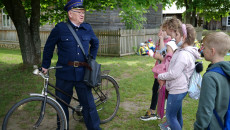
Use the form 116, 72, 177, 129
139, 43, 149, 56
158, 18, 200, 130
194, 32, 230, 130
140, 26, 171, 121
152, 23, 179, 120
148, 38, 156, 52
157, 17, 185, 129
152, 40, 178, 120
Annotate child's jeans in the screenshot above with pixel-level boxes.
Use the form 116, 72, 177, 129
166, 92, 187, 130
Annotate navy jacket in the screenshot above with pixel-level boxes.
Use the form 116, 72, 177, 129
42, 21, 99, 81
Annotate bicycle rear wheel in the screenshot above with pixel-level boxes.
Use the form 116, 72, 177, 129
2, 96, 66, 130
92, 75, 120, 124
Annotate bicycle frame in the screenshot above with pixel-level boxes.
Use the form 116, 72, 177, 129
46, 69, 115, 110
47, 78, 108, 110
32, 66, 109, 128
2, 66, 119, 130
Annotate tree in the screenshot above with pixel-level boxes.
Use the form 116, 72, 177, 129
1, 0, 41, 65
172, 0, 199, 26
197, 0, 230, 22
119, 0, 148, 29
0, 0, 68, 66
172, 0, 230, 27
0, 0, 169, 66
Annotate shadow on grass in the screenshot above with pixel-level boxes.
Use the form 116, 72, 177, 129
0, 62, 43, 119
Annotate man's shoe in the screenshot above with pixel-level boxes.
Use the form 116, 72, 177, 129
140, 110, 158, 121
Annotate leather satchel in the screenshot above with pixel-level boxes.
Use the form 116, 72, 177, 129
66, 22, 101, 88
84, 54, 101, 87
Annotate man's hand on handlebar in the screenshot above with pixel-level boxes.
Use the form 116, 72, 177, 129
42, 67, 48, 74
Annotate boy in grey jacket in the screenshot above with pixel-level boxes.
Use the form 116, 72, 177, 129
194, 32, 230, 130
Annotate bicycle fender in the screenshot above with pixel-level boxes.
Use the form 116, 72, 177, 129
30, 93, 68, 130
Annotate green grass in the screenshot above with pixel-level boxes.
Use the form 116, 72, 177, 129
0, 47, 230, 129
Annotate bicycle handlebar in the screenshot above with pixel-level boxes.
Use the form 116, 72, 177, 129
47, 66, 63, 70
33, 66, 63, 78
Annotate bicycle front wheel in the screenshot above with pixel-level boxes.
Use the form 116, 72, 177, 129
92, 75, 120, 124
2, 96, 66, 130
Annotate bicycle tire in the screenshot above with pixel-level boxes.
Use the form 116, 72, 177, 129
92, 75, 120, 124
2, 96, 66, 130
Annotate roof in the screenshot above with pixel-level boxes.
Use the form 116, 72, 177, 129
163, 3, 185, 14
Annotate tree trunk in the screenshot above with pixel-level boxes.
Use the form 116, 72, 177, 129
30, 0, 41, 64
191, 8, 196, 27
2, 0, 41, 66
184, 0, 190, 24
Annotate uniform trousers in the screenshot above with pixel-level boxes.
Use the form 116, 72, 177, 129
56, 78, 101, 130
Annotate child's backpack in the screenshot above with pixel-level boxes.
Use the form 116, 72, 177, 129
207, 67, 230, 130
187, 62, 203, 100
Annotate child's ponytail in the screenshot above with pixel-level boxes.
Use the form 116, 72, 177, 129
184, 24, 196, 46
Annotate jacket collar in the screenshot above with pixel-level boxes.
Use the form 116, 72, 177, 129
68, 19, 87, 30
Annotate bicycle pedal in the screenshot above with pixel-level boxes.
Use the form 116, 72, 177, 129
75, 105, 83, 116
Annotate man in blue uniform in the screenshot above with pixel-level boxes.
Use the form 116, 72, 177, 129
41, 0, 101, 129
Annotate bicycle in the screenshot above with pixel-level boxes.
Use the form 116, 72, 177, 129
2, 66, 120, 130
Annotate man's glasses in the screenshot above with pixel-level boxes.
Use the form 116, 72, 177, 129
71, 10, 85, 15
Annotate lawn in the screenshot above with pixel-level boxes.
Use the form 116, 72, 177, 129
0, 47, 229, 130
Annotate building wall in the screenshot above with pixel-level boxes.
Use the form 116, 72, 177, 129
85, 9, 124, 30
203, 19, 222, 30
0, 5, 162, 31
0, 10, 15, 30
143, 5, 162, 29
85, 5, 162, 30
203, 16, 230, 30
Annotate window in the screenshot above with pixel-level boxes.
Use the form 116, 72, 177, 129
2, 8, 11, 27
227, 13, 230, 26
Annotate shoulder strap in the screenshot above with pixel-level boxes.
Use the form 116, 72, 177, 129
183, 62, 201, 83
206, 67, 229, 78
66, 22, 87, 59
207, 67, 230, 130
213, 109, 225, 129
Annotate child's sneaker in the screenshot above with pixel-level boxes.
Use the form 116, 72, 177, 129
160, 124, 171, 130
140, 110, 158, 121
158, 121, 168, 128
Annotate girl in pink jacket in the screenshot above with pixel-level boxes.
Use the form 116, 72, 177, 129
152, 40, 178, 120
158, 18, 200, 130
140, 26, 171, 121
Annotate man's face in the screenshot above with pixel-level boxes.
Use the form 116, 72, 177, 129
69, 9, 85, 25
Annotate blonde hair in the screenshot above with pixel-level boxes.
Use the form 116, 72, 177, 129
203, 32, 230, 56
162, 17, 183, 37
162, 17, 196, 46
184, 24, 196, 46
